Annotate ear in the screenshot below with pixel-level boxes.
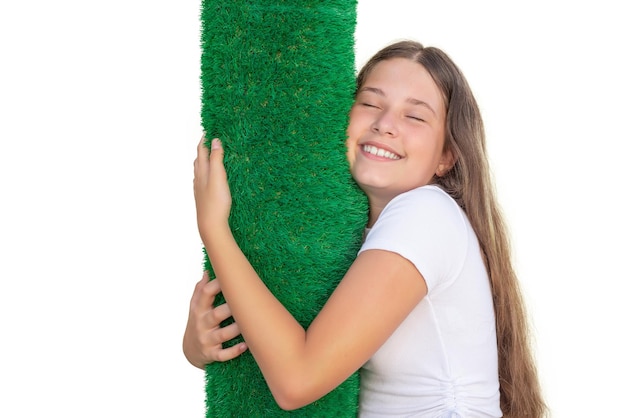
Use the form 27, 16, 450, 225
435, 147, 456, 177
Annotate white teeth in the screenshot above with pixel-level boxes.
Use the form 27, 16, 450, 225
362, 145, 400, 160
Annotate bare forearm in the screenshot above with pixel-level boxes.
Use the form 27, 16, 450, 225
193, 139, 346, 408
204, 225, 310, 400
201, 225, 424, 410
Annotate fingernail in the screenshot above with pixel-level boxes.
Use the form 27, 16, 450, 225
211, 138, 221, 150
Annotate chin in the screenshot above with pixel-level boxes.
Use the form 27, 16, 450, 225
354, 178, 393, 196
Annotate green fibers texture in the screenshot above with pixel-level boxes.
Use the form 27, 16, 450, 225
200, 0, 368, 416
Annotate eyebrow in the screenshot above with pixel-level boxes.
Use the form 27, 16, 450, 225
360, 86, 437, 116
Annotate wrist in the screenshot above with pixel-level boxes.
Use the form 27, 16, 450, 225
198, 218, 231, 248
197, 217, 230, 242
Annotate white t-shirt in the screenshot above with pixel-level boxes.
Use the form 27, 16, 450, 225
358, 185, 502, 418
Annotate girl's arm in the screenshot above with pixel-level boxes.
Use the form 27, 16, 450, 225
182, 272, 247, 369
194, 138, 427, 410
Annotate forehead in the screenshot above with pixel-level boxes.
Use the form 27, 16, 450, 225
361, 58, 444, 112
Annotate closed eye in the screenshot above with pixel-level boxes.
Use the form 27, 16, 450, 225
407, 115, 425, 122
359, 102, 380, 109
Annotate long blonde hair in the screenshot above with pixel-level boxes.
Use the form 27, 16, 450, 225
357, 40, 547, 417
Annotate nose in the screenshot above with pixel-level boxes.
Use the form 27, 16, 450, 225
371, 110, 398, 137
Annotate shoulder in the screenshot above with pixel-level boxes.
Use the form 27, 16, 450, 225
379, 185, 465, 228
393, 184, 458, 208
360, 186, 471, 291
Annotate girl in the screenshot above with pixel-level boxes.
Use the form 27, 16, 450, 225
188, 40, 546, 417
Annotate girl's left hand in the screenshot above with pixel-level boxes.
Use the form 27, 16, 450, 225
193, 136, 232, 244
183, 272, 247, 369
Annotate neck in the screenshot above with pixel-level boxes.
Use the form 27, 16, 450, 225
366, 195, 390, 228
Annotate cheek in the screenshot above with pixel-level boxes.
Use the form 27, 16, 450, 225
345, 114, 363, 150
345, 136, 357, 166
346, 108, 368, 165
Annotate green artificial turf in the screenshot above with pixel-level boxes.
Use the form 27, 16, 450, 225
200, 0, 367, 416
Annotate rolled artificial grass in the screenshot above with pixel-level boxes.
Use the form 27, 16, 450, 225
200, 0, 367, 416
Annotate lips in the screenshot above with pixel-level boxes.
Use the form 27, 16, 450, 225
361, 144, 400, 160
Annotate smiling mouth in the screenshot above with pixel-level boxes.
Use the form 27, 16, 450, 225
362, 144, 400, 160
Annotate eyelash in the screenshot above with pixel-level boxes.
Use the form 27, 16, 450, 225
361, 102, 379, 109
360, 102, 425, 122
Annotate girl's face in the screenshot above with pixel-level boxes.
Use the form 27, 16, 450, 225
346, 58, 452, 203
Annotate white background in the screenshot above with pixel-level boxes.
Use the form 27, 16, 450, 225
1, 1, 624, 417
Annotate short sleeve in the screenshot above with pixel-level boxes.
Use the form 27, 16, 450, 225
358, 186, 469, 293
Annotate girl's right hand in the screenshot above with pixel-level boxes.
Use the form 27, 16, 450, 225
183, 272, 247, 369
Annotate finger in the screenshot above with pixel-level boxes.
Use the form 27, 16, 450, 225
216, 321, 242, 343
190, 272, 214, 307
196, 276, 221, 311
193, 137, 206, 185
189, 271, 208, 306
208, 138, 226, 176
196, 136, 209, 168
213, 342, 248, 362
203, 321, 242, 347
212, 302, 233, 324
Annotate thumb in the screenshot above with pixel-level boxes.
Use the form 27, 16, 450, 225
209, 138, 226, 175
